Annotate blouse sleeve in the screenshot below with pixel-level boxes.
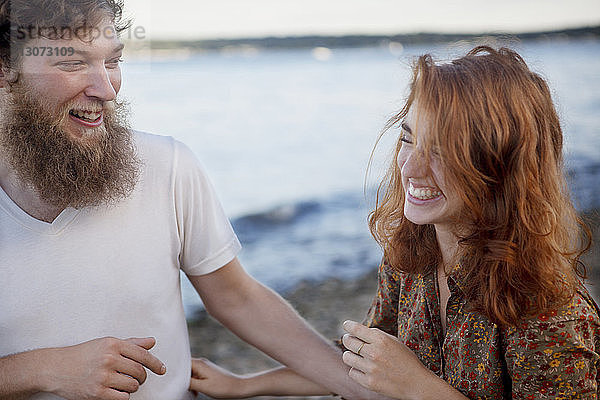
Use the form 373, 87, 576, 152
362, 259, 402, 337
503, 290, 600, 398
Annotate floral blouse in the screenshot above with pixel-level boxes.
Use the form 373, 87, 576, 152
363, 260, 600, 399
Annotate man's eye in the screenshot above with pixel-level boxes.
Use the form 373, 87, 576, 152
58, 61, 84, 70
104, 58, 123, 70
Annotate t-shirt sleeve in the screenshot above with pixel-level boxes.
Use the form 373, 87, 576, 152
502, 290, 600, 398
172, 140, 241, 275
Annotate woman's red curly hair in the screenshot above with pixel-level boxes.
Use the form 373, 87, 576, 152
369, 45, 591, 326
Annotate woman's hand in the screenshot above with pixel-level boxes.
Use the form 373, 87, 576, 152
189, 359, 331, 398
189, 358, 249, 399
341, 320, 437, 400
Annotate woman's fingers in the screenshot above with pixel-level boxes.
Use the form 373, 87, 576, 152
348, 366, 369, 388
343, 320, 386, 344
191, 357, 211, 379
189, 357, 244, 396
342, 348, 372, 374
342, 334, 369, 357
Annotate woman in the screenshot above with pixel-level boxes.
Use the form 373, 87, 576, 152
189, 46, 599, 399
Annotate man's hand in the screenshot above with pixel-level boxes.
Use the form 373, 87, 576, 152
41, 337, 166, 400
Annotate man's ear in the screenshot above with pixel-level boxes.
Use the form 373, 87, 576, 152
0, 62, 18, 88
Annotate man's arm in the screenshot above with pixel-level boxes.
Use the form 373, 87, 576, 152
0, 350, 45, 400
188, 257, 389, 400
0, 337, 166, 400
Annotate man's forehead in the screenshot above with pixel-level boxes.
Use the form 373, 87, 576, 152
26, 23, 123, 51
15, 16, 118, 41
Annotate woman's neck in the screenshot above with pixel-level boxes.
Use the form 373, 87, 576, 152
435, 225, 460, 273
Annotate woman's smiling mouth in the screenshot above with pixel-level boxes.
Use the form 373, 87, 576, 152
407, 182, 443, 202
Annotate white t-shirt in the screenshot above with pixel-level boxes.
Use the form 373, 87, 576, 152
0, 132, 241, 399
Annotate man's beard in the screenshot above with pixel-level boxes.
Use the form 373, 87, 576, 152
0, 88, 140, 210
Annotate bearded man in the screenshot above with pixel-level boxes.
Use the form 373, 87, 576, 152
0, 1, 388, 399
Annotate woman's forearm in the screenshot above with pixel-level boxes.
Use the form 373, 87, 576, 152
190, 359, 331, 398
242, 366, 332, 397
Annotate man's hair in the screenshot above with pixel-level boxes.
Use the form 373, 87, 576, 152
369, 46, 591, 326
0, 0, 130, 67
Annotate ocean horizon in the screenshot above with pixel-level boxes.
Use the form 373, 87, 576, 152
118, 38, 600, 316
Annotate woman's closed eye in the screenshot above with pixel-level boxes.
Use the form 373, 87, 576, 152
400, 122, 414, 144
400, 132, 413, 144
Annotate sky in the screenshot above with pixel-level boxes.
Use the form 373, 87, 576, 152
122, 0, 600, 40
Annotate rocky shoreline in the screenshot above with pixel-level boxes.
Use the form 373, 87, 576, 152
188, 208, 600, 399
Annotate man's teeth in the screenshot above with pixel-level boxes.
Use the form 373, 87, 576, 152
409, 184, 442, 200
70, 110, 101, 122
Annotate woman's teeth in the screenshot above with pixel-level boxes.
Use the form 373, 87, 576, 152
409, 183, 442, 200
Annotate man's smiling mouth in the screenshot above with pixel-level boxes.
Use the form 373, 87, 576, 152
69, 109, 103, 126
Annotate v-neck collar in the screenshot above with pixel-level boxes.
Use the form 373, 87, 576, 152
0, 185, 80, 235
426, 267, 445, 347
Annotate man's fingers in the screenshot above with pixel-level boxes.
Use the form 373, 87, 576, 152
108, 371, 141, 393
125, 337, 156, 350
121, 340, 166, 376
115, 357, 148, 385
104, 388, 131, 400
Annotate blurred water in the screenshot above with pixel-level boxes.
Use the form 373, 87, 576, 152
119, 39, 600, 316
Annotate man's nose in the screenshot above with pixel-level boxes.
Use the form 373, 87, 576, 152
84, 66, 117, 101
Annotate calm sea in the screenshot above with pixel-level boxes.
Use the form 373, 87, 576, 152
120, 38, 600, 316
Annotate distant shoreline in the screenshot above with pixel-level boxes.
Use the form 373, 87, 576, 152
134, 25, 599, 52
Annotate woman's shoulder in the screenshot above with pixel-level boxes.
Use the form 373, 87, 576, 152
506, 285, 600, 338
502, 287, 600, 397
535, 286, 598, 324
378, 259, 435, 294
380, 258, 433, 280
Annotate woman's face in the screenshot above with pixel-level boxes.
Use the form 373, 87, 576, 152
397, 105, 463, 230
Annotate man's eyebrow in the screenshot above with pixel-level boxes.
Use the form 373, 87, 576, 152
401, 122, 412, 134
72, 43, 125, 56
